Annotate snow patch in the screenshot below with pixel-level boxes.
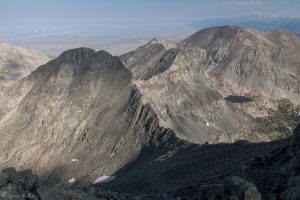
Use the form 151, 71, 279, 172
93, 176, 117, 184
68, 178, 75, 183
71, 158, 79, 162
206, 122, 210, 126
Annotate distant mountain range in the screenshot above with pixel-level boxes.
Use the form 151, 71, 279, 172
191, 16, 300, 35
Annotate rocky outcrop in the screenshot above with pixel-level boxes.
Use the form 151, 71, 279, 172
120, 38, 178, 80
241, 124, 300, 199
139, 124, 300, 199
158, 176, 261, 200
0, 168, 39, 200
224, 176, 261, 200
0, 168, 262, 200
0, 168, 100, 200
282, 176, 300, 200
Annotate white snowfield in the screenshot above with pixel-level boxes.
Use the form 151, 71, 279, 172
93, 176, 117, 184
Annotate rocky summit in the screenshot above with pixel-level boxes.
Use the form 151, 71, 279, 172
0, 26, 299, 200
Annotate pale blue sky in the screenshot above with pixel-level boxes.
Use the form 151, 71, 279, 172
1, 0, 299, 55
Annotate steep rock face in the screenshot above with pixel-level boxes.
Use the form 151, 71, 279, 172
120, 26, 300, 143
0, 48, 187, 185
120, 38, 178, 80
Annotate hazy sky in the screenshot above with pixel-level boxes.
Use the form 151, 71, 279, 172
1, 0, 300, 55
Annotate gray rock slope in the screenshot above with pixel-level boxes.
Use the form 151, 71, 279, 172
120, 26, 300, 144
0, 48, 189, 186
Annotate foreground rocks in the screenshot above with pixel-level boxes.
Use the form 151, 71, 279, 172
0, 168, 39, 200
159, 177, 261, 200
244, 124, 300, 199
0, 167, 262, 200
224, 176, 261, 200
151, 124, 300, 200
0, 167, 141, 200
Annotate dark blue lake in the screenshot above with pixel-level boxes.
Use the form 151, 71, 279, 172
224, 95, 252, 103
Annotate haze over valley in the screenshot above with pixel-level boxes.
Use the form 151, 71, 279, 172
2, 1, 300, 56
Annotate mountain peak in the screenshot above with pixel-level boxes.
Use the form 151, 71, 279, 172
223, 24, 241, 29
181, 25, 300, 49
149, 37, 165, 43
267, 29, 300, 48
0, 42, 11, 47
148, 37, 177, 50
181, 25, 243, 49
55, 47, 95, 65
94, 49, 113, 58
270, 28, 299, 38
